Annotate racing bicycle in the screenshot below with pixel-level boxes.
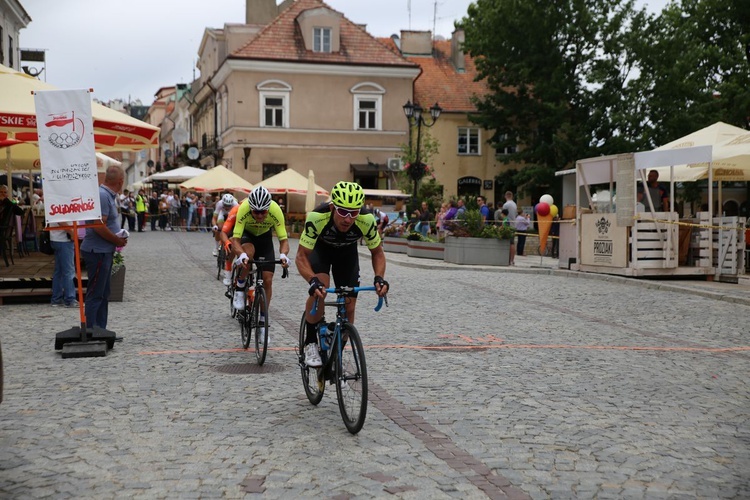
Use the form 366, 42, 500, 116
298, 286, 386, 434
237, 258, 288, 365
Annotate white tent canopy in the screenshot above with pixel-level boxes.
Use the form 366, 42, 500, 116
143, 166, 206, 183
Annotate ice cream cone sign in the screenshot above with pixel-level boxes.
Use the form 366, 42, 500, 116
536, 194, 555, 255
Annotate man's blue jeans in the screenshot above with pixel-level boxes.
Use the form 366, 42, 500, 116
82, 250, 113, 329
51, 240, 76, 305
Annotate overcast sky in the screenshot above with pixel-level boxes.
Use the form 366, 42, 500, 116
18, 0, 670, 105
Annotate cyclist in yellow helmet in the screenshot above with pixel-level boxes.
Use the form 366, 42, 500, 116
295, 181, 389, 367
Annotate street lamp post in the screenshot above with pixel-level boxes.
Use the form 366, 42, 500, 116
403, 100, 442, 211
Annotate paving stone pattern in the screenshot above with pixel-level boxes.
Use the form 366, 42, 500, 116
0, 230, 748, 499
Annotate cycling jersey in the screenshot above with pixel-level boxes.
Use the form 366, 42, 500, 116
221, 205, 240, 236
299, 204, 381, 250
214, 200, 234, 222
232, 199, 288, 240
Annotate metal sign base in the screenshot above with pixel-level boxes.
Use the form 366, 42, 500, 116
61, 340, 107, 358
55, 326, 116, 351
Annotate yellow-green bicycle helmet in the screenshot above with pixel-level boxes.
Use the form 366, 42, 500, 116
330, 181, 365, 209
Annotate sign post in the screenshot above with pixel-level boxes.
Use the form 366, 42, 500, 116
35, 89, 115, 358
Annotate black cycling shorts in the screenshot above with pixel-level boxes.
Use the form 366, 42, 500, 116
308, 243, 360, 291
239, 231, 276, 273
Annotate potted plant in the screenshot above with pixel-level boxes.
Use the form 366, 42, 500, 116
109, 249, 126, 302
444, 209, 515, 265
381, 224, 408, 254
405, 231, 445, 260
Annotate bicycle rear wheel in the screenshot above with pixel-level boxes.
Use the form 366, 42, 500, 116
335, 323, 367, 434
253, 286, 269, 365
299, 313, 324, 405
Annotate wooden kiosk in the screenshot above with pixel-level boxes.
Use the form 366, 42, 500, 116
568, 147, 746, 280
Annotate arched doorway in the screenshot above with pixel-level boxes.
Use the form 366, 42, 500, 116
457, 176, 481, 198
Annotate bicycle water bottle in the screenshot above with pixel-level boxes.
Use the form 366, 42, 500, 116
247, 285, 255, 305
319, 322, 328, 351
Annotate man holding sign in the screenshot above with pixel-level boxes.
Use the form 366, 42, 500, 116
80, 166, 129, 330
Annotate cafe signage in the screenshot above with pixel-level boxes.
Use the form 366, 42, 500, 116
580, 213, 627, 267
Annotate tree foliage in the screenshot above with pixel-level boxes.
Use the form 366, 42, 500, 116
459, 0, 750, 193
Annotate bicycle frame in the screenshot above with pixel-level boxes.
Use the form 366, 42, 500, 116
311, 286, 384, 380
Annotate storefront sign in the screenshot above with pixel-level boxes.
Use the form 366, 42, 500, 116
458, 176, 481, 186
580, 213, 627, 267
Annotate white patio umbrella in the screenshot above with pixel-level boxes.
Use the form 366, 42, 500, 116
304, 170, 317, 212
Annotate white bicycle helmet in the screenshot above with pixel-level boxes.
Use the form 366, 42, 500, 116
221, 193, 237, 207
248, 185, 272, 211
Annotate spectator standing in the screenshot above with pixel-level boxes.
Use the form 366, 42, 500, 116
135, 189, 147, 232
167, 190, 180, 230
514, 208, 531, 256
477, 196, 491, 223
81, 166, 129, 330
158, 194, 169, 230
418, 201, 432, 237
185, 191, 197, 231
502, 191, 518, 221
550, 215, 560, 258
455, 199, 466, 218
148, 191, 159, 231
119, 189, 130, 229
49, 222, 77, 307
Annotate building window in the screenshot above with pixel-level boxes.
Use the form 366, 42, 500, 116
350, 83, 385, 131
458, 127, 480, 155
257, 80, 292, 129
495, 134, 517, 155
8, 36, 13, 67
0, 28, 4, 65
313, 27, 331, 53
262, 163, 286, 179
357, 98, 380, 130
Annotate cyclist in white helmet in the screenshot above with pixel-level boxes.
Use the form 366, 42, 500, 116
230, 185, 290, 343
211, 193, 237, 256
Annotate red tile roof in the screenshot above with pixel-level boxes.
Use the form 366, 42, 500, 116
231, 0, 417, 68
380, 38, 488, 113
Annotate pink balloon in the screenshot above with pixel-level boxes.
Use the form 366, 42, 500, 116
536, 202, 550, 216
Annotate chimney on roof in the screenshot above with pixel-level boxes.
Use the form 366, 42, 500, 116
400, 30, 432, 56
451, 29, 465, 72
246, 0, 277, 25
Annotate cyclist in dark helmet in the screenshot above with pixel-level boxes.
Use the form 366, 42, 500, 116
230, 185, 290, 344
295, 181, 389, 367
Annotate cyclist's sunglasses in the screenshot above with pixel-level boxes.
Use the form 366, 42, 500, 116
252, 209, 268, 215
334, 206, 360, 219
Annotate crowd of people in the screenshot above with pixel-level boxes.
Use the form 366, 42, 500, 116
379, 190, 562, 260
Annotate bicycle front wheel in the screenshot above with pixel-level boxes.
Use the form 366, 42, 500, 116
299, 313, 324, 405
216, 246, 225, 280
253, 287, 269, 365
335, 323, 367, 434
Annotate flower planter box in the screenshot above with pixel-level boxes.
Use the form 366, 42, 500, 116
383, 236, 408, 254
406, 240, 445, 260
110, 266, 126, 302
444, 236, 510, 266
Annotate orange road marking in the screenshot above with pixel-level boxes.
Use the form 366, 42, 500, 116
139, 344, 750, 356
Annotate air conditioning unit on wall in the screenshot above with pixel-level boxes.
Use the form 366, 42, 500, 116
387, 157, 402, 171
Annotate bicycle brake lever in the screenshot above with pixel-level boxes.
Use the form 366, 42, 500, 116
282, 266, 289, 279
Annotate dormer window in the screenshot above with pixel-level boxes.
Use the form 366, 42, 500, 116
313, 27, 331, 53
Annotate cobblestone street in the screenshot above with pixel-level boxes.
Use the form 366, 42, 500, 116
1, 230, 748, 498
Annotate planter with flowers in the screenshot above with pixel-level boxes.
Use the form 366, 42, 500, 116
444, 209, 515, 266
382, 224, 408, 254
405, 232, 445, 260
109, 249, 126, 302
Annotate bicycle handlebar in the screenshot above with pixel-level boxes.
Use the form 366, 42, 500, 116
310, 285, 387, 315
234, 258, 290, 279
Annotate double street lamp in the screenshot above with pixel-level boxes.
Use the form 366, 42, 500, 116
403, 100, 442, 209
